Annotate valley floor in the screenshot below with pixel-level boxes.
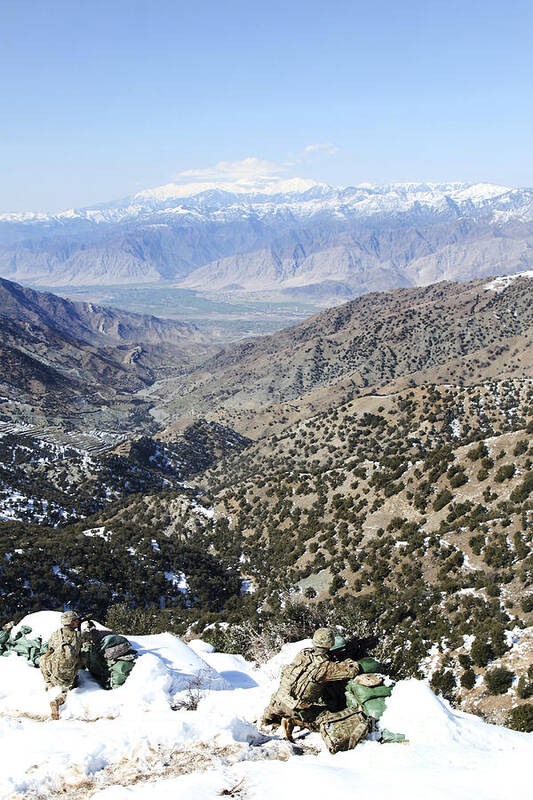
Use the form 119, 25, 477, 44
0, 612, 530, 800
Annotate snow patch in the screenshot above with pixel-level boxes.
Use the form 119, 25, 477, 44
484, 270, 533, 292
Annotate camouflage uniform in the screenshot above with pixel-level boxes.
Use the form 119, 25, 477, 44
262, 628, 370, 753
40, 611, 84, 719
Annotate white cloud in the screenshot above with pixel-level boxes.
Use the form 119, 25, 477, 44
174, 157, 286, 184
303, 143, 339, 155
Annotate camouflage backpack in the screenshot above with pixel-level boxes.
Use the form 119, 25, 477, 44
319, 707, 370, 754
277, 649, 328, 709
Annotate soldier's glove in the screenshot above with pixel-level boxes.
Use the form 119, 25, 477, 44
2, 621, 15, 631
352, 673, 384, 687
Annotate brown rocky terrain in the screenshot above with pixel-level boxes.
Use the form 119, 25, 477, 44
0, 277, 218, 429
0, 277, 212, 350
155, 273, 533, 439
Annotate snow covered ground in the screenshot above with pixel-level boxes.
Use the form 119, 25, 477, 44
0, 612, 531, 799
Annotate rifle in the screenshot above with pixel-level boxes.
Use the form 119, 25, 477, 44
330, 634, 380, 662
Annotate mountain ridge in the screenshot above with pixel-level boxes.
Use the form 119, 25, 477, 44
0, 276, 211, 349
152, 272, 533, 438
2, 180, 533, 299
0, 277, 217, 429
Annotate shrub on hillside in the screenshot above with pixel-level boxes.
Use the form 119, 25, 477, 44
485, 667, 514, 695
458, 653, 472, 669
507, 704, 533, 732
468, 442, 488, 461
517, 676, 533, 700
513, 440, 528, 457
105, 603, 184, 636
469, 534, 485, 555
494, 464, 515, 483
510, 472, 533, 503
430, 668, 456, 702
521, 595, 533, 613
460, 668, 476, 689
449, 471, 468, 489
433, 489, 453, 512
471, 639, 494, 667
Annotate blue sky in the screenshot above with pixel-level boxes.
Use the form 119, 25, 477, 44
1, 0, 533, 212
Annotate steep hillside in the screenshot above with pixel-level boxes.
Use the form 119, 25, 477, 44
5, 376, 531, 722
1, 272, 532, 727
154, 273, 533, 436
196, 377, 532, 719
0, 420, 249, 525
0, 277, 212, 350
185, 377, 533, 719
0, 278, 217, 429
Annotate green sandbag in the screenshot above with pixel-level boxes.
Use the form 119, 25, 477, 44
109, 659, 135, 689
346, 681, 392, 706
363, 697, 388, 719
8, 633, 47, 666
357, 657, 382, 673
12, 625, 32, 639
99, 633, 130, 651
380, 728, 407, 743
86, 632, 136, 689
0, 630, 10, 653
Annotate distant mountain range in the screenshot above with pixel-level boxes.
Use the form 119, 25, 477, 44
2, 179, 533, 302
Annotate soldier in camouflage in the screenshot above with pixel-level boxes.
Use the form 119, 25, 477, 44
262, 627, 370, 753
40, 610, 84, 719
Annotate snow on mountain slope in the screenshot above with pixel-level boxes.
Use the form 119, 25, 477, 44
0, 179, 518, 226
484, 269, 533, 291
1, 178, 533, 292
0, 611, 530, 799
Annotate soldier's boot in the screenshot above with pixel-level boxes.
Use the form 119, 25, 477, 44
281, 717, 295, 742
260, 706, 281, 728
50, 692, 67, 720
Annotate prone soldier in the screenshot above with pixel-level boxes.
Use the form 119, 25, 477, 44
262, 627, 372, 754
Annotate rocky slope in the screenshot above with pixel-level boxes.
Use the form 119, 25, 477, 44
2, 180, 533, 301
0, 278, 217, 429
152, 272, 533, 437
0, 419, 249, 526
0, 277, 211, 349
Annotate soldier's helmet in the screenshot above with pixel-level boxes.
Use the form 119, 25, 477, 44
61, 610, 81, 628
312, 627, 336, 650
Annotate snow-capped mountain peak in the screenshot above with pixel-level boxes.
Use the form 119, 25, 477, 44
0, 178, 520, 226
132, 176, 325, 204
1, 177, 532, 293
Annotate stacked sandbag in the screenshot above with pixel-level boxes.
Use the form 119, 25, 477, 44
84, 628, 136, 689
345, 657, 407, 743
346, 679, 393, 718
